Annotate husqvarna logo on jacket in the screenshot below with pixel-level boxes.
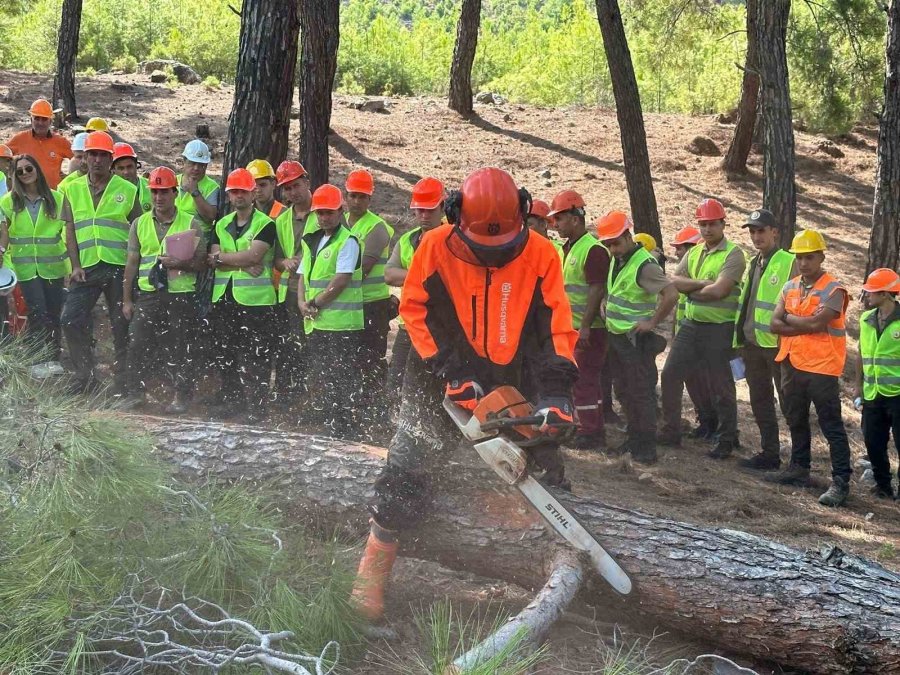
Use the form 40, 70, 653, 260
498, 282, 512, 344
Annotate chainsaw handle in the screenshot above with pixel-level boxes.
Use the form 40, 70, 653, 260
479, 415, 576, 432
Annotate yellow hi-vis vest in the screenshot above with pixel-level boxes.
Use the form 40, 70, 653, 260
135, 210, 197, 293
684, 240, 742, 324
66, 174, 137, 267
860, 306, 900, 400
300, 225, 363, 334
0, 190, 70, 280
211, 209, 276, 306
349, 210, 394, 303
560, 233, 606, 329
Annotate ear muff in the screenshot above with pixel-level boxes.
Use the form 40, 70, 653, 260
444, 190, 463, 226
518, 187, 532, 223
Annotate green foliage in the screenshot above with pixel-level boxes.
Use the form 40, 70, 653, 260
876, 542, 896, 561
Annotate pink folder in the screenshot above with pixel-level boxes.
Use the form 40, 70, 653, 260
164, 230, 198, 261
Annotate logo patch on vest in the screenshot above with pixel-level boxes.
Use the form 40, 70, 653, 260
769, 274, 780, 285
115, 193, 125, 203
142, 203, 151, 211
322, 250, 332, 259
893, 330, 900, 340
568, 258, 576, 266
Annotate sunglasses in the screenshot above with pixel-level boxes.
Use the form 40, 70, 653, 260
16, 165, 35, 176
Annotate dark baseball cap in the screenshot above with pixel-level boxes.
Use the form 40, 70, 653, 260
742, 209, 779, 229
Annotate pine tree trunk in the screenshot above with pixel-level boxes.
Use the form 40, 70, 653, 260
868, 0, 900, 274
145, 416, 900, 675
722, 0, 759, 174
448, 0, 482, 115
223, 0, 300, 177
298, 0, 340, 189
757, 0, 797, 248
52, 0, 82, 121
593, 0, 662, 243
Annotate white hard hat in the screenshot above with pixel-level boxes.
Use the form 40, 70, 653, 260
72, 132, 90, 152
0, 266, 17, 296
182, 139, 211, 165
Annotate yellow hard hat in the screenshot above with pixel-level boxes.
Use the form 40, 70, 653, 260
788, 229, 827, 254
246, 159, 275, 180
633, 232, 657, 252
85, 117, 109, 132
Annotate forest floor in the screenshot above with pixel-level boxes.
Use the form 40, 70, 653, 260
0, 71, 896, 674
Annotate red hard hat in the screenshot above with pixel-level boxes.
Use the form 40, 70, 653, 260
276, 160, 307, 186
147, 166, 178, 190
529, 199, 551, 220
112, 142, 137, 163
862, 268, 900, 294
83, 131, 115, 154
225, 168, 256, 192
456, 167, 524, 247
696, 198, 726, 222
311, 183, 343, 211
345, 169, 374, 195
0, 144, 12, 159
672, 226, 702, 246
595, 210, 633, 241
29, 99, 53, 118
410, 177, 444, 209
547, 190, 586, 218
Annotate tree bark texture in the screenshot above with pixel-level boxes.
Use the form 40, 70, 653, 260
298, 0, 339, 189
868, 0, 900, 274
223, 0, 300, 177
593, 0, 662, 243
448, 0, 482, 115
53, 0, 83, 121
756, 0, 797, 248
722, 0, 759, 174
145, 417, 900, 675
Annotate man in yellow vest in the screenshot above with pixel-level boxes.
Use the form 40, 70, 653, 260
206, 168, 277, 422
60, 131, 142, 394
767, 229, 852, 507
660, 198, 746, 458
855, 268, 900, 500
298, 183, 364, 438
177, 139, 219, 229
549, 189, 609, 450
121, 166, 206, 412
112, 143, 151, 213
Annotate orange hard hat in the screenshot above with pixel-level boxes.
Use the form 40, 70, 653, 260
0, 144, 12, 159
547, 190, 586, 218
454, 167, 525, 248
696, 198, 726, 222
225, 168, 256, 192
147, 166, 178, 190
29, 99, 53, 118
275, 160, 307, 186
672, 226, 702, 247
83, 131, 115, 154
529, 199, 551, 220
345, 169, 374, 195
862, 268, 900, 294
410, 177, 444, 209
112, 142, 137, 162
595, 210, 633, 241
310, 183, 343, 211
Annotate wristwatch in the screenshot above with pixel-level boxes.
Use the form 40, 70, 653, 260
0, 246, 6, 254
213, 253, 221, 268
190, 188, 201, 197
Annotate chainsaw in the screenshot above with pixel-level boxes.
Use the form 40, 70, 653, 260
443, 386, 632, 595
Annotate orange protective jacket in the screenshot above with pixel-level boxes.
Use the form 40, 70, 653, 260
400, 223, 578, 397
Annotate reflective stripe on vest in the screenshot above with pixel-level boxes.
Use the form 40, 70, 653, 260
66, 174, 137, 267
775, 273, 847, 376
0, 190, 70, 281
605, 246, 658, 335
274, 209, 319, 303
349, 210, 394, 303
685, 240, 742, 324
211, 209, 276, 306
859, 308, 900, 400
136, 210, 197, 293
735, 248, 795, 348
395, 227, 422, 327
300, 225, 364, 333
175, 174, 218, 229
561, 233, 606, 329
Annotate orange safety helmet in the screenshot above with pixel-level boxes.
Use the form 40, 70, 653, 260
83, 131, 115, 154
345, 169, 374, 195
447, 167, 526, 248
547, 189, 586, 218
529, 199, 551, 220
112, 142, 137, 162
29, 99, 53, 118
276, 160, 307, 186
672, 226, 702, 247
225, 168, 256, 192
410, 177, 444, 209
696, 198, 726, 222
310, 183, 343, 211
595, 210, 633, 241
0, 144, 12, 159
862, 268, 900, 294
147, 166, 178, 190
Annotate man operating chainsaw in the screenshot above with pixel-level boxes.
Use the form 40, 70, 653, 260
351, 167, 579, 621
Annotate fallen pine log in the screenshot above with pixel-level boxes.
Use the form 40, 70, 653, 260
145, 416, 900, 675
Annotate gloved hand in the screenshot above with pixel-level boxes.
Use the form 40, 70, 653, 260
445, 379, 484, 411
534, 396, 574, 435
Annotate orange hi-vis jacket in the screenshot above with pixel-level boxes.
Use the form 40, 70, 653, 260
400, 223, 578, 397
775, 272, 848, 377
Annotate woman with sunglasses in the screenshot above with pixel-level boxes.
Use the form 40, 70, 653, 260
0, 154, 71, 359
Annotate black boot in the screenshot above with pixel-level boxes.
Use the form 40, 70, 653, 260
707, 441, 733, 459
763, 463, 811, 486
818, 476, 850, 507
739, 452, 781, 471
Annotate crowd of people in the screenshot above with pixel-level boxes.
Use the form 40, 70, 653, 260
1, 100, 898, 536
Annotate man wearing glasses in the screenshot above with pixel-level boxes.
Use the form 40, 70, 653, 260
6, 99, 72, 189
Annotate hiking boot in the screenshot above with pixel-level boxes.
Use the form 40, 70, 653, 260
870, 483, 896, 500
763, 463, 811, 486
688, 423, 717, 441
739, 453, 781, 471
657, 431, 681, 447
707, 441, 734, 459
818, 476, 850, 507
568, 432, 606, 451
